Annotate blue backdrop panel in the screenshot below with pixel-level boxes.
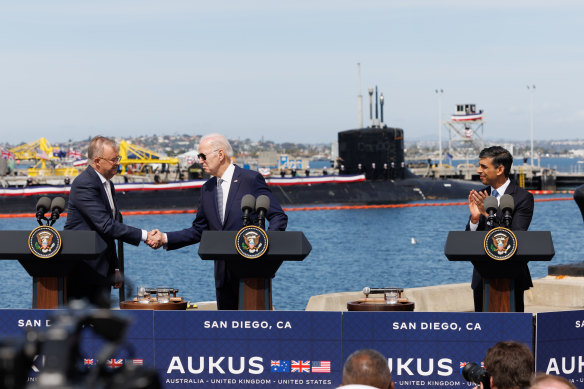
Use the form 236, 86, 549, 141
79, 310, 155, 368
154, 311, 342, 389
0, 309, 155, 380
536, 310, 584, 388
342, 312, 533, 389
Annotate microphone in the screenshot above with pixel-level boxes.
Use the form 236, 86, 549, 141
362, 287, 400, 298
500, 194, 514, 228
241, 194, 255, 226
255, 195, 270, 230
35, 196, 52, 225
484, 196, 499, 229
49, 197, 66, 226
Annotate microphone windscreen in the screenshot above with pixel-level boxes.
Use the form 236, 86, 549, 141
256, 195, 270, 212
484, 196, 499, 213
50, 197, 67, 213
500, 194, 514, 213
241, 194, 256, 211
36, 196, 52, 212
362, 287, 371, 295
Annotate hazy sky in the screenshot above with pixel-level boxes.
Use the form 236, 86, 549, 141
1, 1, 583, 145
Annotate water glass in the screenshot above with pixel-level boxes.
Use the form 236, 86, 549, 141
157, 287, 170, 303
384, 288, 399, 304
137, 286, 149, 304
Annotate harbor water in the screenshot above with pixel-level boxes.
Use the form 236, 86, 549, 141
0, 193, 580, 310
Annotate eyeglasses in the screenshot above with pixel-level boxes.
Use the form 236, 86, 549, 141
197, 149, 220, 161
98, 155, 122, 164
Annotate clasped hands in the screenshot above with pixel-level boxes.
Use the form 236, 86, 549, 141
146, 229, 165, 249
468, 189, 488, 220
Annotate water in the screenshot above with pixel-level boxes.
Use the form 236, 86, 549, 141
0, 194, 581, 310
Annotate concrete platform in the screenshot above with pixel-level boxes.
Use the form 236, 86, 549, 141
305, 276, 584, 313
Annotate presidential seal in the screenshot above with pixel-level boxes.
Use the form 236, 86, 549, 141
484, 227, 517, 261
235, 225, 269, 259
28, 226, 62, 259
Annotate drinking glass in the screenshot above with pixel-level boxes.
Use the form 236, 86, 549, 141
157, 287, 170, 303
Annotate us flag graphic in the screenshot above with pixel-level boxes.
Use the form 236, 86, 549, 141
311, 361, 331, 373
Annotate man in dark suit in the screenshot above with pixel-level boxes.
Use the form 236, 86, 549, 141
65, 136, 153, 307
466, 146, 534, 312
148, 133, 288, 310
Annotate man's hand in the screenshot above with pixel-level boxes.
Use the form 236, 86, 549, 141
113, 269, 123, 289
468, 189, 488, 221
146, 229, 165, 249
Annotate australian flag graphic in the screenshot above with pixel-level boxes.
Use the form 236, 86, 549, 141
271, 360, 291, 372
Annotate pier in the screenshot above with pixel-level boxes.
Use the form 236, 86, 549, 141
408, 162, 584, 191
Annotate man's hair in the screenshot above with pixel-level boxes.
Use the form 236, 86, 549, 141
484, 341, 534, 389
530, 373, 576, 389
200, 133, 233, 159
88, 136, 117, 165
479, 146, 513, 178
342, 349, 392, 389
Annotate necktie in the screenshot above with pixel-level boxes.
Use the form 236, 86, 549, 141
104, 180, 115, 217
217, 178, 224, 224
491, 189, 499, 198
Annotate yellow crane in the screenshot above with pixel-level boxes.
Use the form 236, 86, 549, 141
118, 140, 179, 175
9, 138, 78, 177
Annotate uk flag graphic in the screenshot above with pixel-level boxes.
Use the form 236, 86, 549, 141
291, 360, 310, 373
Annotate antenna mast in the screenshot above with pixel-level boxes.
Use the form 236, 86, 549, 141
357, 63, 363, 128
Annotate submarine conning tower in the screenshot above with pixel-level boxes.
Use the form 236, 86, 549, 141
338, 127, 405, 180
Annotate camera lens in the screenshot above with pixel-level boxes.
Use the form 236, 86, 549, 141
462, 362, 490, 388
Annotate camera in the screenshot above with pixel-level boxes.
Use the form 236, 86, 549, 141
462, 362, 490, 389
0, 301, 160, 389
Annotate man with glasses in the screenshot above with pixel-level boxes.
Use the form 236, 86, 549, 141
147, 133, 288, 310
65, 136, 155, 307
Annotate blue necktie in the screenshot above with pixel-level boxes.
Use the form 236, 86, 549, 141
492, 189, 499, 198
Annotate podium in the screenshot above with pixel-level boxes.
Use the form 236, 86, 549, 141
444, 231, 554, 312
0, 230, 107, 309
198, 230, 312, 310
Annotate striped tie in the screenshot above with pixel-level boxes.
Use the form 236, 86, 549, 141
217, 178, 224, 224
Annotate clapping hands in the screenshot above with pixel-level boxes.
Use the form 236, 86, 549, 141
146, 229, 165, 249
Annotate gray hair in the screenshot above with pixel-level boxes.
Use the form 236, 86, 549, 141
200, 133, 233, 159
88, 136, 117, 166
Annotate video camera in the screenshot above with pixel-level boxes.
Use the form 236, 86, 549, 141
462, 362, 490, 389
0, 301, 160, 389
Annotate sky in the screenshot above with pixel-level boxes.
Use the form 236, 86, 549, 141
1, 0, 583, 146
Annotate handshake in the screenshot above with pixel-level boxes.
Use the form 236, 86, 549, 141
146, 229, 165, 249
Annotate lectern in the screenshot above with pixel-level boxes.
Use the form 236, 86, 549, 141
0, 230, 107, 309
445, 231, 554, 312
198, 230, 312, 310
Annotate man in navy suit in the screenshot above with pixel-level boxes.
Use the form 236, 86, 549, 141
65, 136, 153, 307
466, 146, 534, 312
148, 133, 288, 310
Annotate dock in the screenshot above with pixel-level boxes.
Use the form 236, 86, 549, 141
408, 162, 584, 190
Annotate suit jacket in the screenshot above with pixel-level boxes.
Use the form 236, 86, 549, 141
466, 179, 534, 290
166, 165, 288, 288
65, 165, 142, 285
